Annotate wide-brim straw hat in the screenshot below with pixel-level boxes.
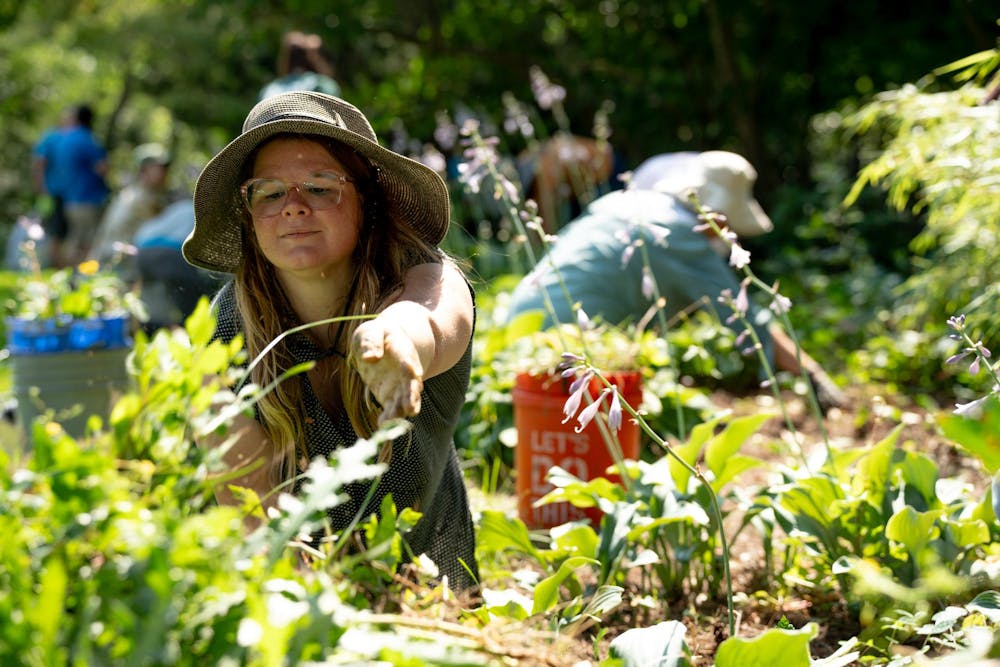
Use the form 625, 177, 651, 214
632, 150, 773, 237
183, 91, 450, 273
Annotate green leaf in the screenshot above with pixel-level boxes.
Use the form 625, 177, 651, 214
966, 590, 1000, 624
28, 556, 68, 656
669, 412, 727, 493
852, 424, 902, 504
773, 475, 844, 554
939, 396, 1000, 473
536, 467, 625, 509
885, 506, 942, 555
185, 297, 217, 347
532, 555, 599, 615
715, 623, 817, 667
580, 584, 624, 619
896, 450, 939, 507
550, 522, 599, 559
703, 412, 773, 478
940, 517, 990, 550
476, 510, 540, 561
608, 620, 692, 667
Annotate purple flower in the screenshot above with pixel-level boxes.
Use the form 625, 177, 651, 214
567, 369, 593, 394
19, 215, 45, 241
729, 243, 751, 270
620, 243, 635, 267
954, 396, 989, 418
562, 371, 593, 424
529, 66, 566, 110
947, 314, 966, 331
770, 284, 792, 315
608, 386, 622, 431
575, 389, 610, 433
733, 278, 750, 316
646, 225, 670, 246
946, 350, 971, 365
641, 267, 655, 300
433, 110, 458, 151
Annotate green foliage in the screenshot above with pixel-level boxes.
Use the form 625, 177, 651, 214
758, 422, 999, 607
837, 53, 1000, 390
0, 304, 585, 666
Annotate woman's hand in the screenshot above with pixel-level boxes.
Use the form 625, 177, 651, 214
349, 261, 473, 423
351, 316, 424, 421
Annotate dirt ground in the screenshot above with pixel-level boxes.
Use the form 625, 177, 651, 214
467, 381, 981, 666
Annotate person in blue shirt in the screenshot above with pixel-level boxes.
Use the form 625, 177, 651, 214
31, 104, 109, 267
506, 151, 846, 411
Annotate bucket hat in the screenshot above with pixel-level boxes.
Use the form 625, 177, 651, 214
631, 151, 773, 237
183, 91, 450, 273
133, 142, 171, 168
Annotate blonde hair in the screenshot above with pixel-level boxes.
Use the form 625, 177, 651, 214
234, 134, 442, 486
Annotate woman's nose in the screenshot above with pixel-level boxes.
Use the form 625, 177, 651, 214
281, 185, 311, 214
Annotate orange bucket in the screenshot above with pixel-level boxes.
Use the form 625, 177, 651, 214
513, 370, 642, 529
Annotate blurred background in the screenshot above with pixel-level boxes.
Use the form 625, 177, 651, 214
1, 1, 998, 404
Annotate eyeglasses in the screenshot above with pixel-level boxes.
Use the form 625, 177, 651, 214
240, 171, 355, 217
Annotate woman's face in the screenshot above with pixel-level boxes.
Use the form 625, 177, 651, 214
248, 137, 362, 281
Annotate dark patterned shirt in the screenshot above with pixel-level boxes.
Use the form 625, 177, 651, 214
211, 281, 478, 590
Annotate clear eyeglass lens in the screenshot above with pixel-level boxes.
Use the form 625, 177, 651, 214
243, 171, 350, 216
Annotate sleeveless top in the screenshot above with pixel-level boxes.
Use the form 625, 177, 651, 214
211, 281, 478, 590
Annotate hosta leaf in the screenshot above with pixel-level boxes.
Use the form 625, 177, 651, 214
940, 517, 990, 550
939, 396, 1000, 473
704, 412, 773, 479
715, 623, 817, 667
532, 555, 598, 615
885, 506, 942, 555
609, 620, 692, 667
476, 510, 540, 561
966, 590, 1000, 623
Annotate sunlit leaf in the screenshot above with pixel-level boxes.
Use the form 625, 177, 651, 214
715, 623, 817, 667
940, 396, 1000, 473
609, 620, 692, 667
966, 590, 1000, 624
532, 555, 598, 615
885, 506, 941, 555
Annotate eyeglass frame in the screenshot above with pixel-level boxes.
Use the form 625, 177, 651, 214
239, 170, 357, 217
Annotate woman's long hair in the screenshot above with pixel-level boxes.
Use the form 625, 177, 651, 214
233, 133, 442, 486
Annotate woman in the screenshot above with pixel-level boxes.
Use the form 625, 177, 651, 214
182, 91, 478, 591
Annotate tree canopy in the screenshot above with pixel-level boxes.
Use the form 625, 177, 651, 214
2, 1, 994, 226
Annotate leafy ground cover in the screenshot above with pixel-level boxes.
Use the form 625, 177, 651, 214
465, 375, 996, 666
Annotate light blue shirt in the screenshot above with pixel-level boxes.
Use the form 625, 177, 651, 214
506, 189, 774, 360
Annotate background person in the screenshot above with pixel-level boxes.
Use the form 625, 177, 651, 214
506, 150, 846, 411
31, 104, 109, 267
516, 133, 624, 232
90, 142, 178, 265
182, 91, 478, 591
132, 198, 222, 332
258, 31, 341, 101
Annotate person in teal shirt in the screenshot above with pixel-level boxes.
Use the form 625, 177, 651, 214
258, 31, 341, 101
507, 151, 846, 411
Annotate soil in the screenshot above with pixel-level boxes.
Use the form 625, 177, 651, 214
467, 381, 983, 666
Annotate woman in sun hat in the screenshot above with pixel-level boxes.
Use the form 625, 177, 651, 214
183, 91, 478, 591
